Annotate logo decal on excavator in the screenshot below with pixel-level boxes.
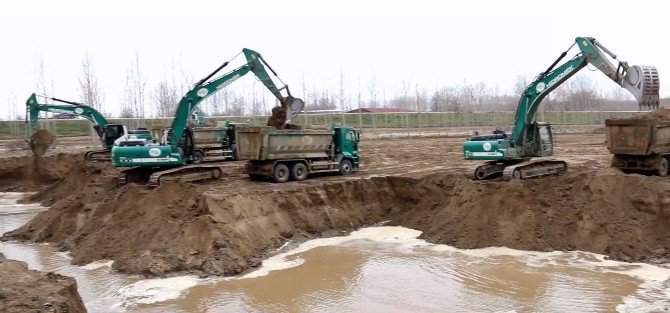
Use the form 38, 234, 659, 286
482, 142, 492, 151
197, 88, 209, 98
149, 148, 161, 157
74, 107, 84, 114
217, 74, 242, 90
537, 65, 575, 94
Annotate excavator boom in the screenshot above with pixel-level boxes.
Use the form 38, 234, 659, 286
464, 37, 660, 180
112, 48, 304, 187
25, 93, 152, 159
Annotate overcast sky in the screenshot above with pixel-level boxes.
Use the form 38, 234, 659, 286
0, 0, 666, 118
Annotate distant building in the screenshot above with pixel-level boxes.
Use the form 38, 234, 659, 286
301, 109, 344, 115
346, 107, 413, 113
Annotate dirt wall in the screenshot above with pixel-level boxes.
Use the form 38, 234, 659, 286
0, 257, 87, 313
4, 162, 670, 277
0, 154, 76, 192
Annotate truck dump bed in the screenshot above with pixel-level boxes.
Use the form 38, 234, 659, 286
605, 118, 670, 155
236, 126, 334, 161
192, 127, 227, 148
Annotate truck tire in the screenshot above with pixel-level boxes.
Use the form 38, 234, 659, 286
290, 163, 308, 181
192, 151, 205, 164
659, 158, 669, 177
339, 159, 353, 175
273, 163, 290, 183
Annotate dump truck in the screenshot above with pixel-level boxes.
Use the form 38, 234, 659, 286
605, 112, 670, 176
236, 125, 360, 182
190, 121, 248, 163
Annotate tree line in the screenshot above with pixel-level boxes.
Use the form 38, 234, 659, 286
5, 53, 642, 121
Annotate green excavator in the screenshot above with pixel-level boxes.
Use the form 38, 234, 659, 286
463, 37, 660, 180
112, 48, 304, 186
25, 93, 153, 160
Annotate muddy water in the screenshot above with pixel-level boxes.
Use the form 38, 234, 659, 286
1, 193, 670, 312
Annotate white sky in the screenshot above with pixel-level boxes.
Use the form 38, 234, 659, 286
0, 0, 667, 118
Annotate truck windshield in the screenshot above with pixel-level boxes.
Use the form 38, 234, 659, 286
346, 131, 356, 142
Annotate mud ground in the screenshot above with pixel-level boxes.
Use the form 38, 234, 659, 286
0, 256, 87, 313
1, 130, 669, 279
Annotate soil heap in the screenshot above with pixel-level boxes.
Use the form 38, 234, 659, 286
0, 153, 77, 192
631, 107, 670, 121
29, 129, 56, 156
3, 160, 670, 277
0, 256, 87, 313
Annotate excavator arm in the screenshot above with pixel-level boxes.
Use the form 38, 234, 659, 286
465, 36, 659, 180
25, 93, 118, 156
512, 37, 660, 146
26, 93, 110, 137
166, 48, 304, 147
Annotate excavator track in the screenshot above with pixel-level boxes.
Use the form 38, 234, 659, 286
147, 164, 223, 188
473, 159, 567, 180
118, 165, 223, 187
473, 160, 522, 180
501, 159, 567, 180
84, 149, 111, 162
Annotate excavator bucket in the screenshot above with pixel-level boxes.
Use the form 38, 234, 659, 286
29, 129, 55, 156
623, 65, 660, 110
266, 96, 305, 129
284, 96, 305, 124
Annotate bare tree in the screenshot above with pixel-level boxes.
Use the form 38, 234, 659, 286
78, 52, 104, 111
153, 77, 179, 118
367, 72, 378, 107
35, 56, 48, 96
121, 51, 146, 118
338, 68, 346, 111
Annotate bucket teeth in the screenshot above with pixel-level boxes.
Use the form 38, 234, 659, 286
640, 66, 660, 109
629, 65, 660, 110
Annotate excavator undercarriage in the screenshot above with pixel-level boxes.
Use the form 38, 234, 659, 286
118, 164, 223, 188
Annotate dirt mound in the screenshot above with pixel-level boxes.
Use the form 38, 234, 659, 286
392, 171, 670, 263
0, 153, 79, 192
0, 257, 87, 313
631, 107, 670, 121
4, 163, 670, 277
4, 169, 401, 276
29, 129, 56, 156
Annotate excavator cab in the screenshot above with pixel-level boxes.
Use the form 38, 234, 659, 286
522, 122, 555, 157
101, 124, 126, 148
534, 122, 555, 157
175, 127, 197, 164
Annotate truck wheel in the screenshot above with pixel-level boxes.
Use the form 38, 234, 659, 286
339, 159, 353, 175
192, 151, 204, 164
291, 163, 308, 181
659, 158, 669, 177
273, 164, 290, 183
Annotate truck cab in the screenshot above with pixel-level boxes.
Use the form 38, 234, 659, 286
334, 126, 360, 167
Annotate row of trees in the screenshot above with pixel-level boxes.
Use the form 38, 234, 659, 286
6, 54, 641, 121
